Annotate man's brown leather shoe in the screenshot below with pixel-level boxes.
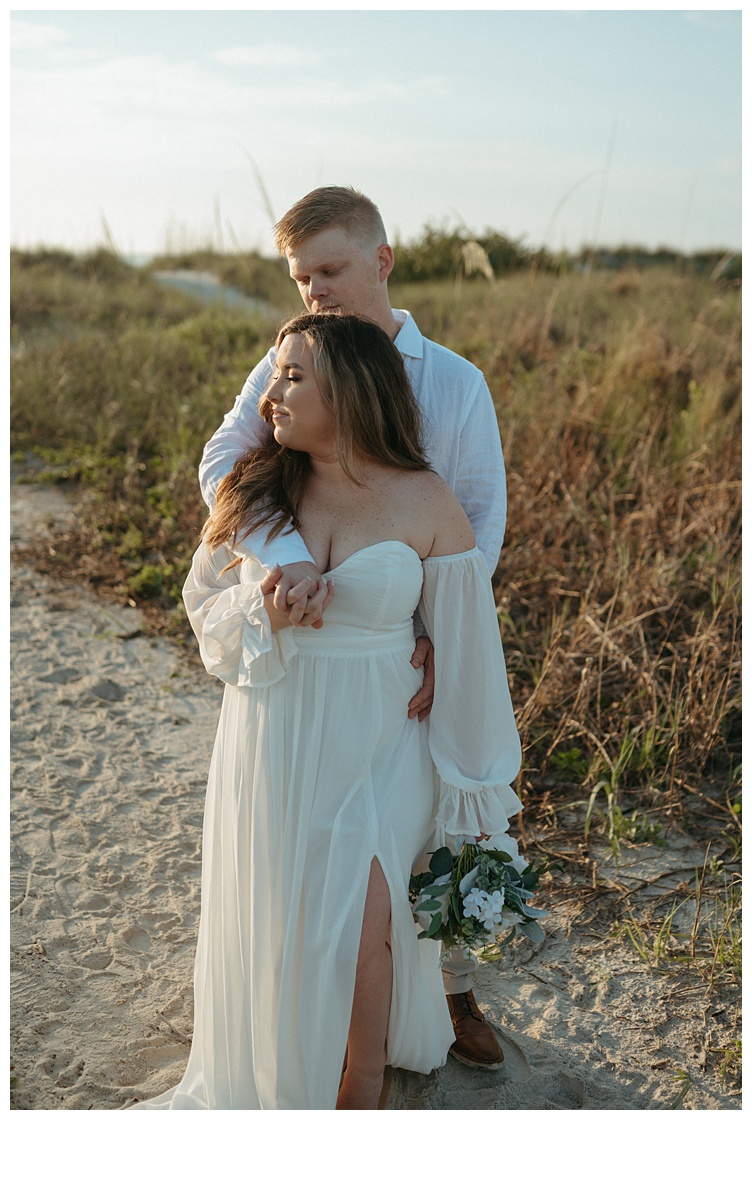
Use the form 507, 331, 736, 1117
446, 989, 504, 1069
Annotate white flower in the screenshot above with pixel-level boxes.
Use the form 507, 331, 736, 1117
480, 909, 504, 932
462, 887, 489, 919
468, 888, 505, 932
464, 887, 507, 932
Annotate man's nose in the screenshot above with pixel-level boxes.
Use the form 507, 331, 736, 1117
309, 275, 327, 298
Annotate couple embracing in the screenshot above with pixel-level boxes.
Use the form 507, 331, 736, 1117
134, 186, 522, 1110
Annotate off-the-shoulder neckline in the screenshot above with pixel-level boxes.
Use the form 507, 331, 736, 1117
423, 546, 482, 564
325, 540, 480, 573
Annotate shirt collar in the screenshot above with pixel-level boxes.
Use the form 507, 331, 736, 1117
393, 309, 424, 360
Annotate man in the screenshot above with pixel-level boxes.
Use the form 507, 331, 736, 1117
199, 186, 508, 1069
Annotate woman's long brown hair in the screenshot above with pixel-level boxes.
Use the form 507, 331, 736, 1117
203, 312, 430, 554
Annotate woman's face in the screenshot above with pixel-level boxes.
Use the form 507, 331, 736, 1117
264, 334, 336, 458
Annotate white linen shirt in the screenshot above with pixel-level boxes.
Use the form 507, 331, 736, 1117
198, 309, 506, 576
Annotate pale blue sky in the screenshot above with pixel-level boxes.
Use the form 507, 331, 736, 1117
10, 6, 742, 257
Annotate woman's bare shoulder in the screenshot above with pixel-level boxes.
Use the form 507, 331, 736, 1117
404, 470, 475, 557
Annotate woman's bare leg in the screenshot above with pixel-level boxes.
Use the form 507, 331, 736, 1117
336, 858, 392, 1110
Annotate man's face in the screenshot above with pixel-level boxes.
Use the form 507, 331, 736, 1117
286, 227, 390, 322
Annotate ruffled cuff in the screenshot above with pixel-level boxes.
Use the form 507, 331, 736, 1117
435, 778, 523, 843
237, 621, 298, 688
236, 590, 298, 688
200, 585, 298, 688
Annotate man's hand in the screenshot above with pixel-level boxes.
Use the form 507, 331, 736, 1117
408, 636, 435, 721
260, 562, 333, 629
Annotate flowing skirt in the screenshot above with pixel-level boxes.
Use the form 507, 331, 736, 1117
133, 626, 454, 1109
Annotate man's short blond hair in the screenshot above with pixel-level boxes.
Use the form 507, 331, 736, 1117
273, 186, 388, 255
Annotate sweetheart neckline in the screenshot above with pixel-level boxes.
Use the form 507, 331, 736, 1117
325, 540, 421, 575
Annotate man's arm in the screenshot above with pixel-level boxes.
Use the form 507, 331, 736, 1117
454, 373, 506, 576
199, 349, 274, 511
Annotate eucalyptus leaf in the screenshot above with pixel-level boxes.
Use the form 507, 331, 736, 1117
518, 920, 545, 943
414, 899, 439, 913
429, 846, 454, 876
427, 911, 443, 938
519, 904, 549, 919
489, 850, 513, 863
424, 883, 451, 897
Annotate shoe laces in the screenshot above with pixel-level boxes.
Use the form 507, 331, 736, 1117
451, 991, 480, 1023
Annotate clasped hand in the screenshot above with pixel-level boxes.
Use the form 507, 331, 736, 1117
260, 561, 333, 629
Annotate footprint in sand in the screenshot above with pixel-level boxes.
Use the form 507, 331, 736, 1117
120, 926, 152, 954
36, 668, 81, 686
137, 1036, 190, 1071
55, 877, 114, 916
55, 1057, 86, 1089
75, 947, 114, 971
38, 1051, 85, 1088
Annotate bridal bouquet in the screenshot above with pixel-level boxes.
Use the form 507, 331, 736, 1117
409, 833, 547, 960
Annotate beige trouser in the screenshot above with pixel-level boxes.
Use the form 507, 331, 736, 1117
441, 943, 477, 995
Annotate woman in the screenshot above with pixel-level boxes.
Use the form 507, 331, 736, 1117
133, 313, 522, 1110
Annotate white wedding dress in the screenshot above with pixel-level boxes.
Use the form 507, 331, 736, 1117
133, 540, 522, 1110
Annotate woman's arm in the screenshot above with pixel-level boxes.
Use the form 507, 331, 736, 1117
183, 543, 300, 687
418, 547, 522, 847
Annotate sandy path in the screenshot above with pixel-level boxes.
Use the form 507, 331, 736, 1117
10, 477, 740, 1111
10, 476, 222, 1108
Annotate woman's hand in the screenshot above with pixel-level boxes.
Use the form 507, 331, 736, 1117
262, 562, 334, 628
261, 565, 333, 632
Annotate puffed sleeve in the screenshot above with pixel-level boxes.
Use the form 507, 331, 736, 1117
419, 548, 522, 844
182, 541, 297, 688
